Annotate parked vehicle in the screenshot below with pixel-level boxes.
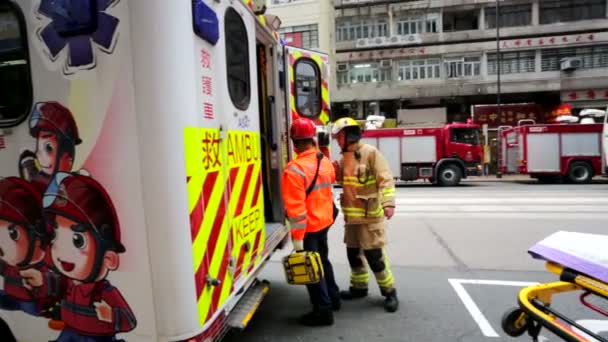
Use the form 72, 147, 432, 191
331, 122, 483, 186
499, 111, 606, 183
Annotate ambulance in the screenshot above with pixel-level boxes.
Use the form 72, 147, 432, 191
0, 0, 332, 341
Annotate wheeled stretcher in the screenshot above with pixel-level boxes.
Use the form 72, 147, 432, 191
502, 231, 608, 342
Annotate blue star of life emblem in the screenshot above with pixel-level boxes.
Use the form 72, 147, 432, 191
35, 0, 121, 74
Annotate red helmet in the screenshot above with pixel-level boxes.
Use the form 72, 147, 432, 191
43, 173, 125, 253
29, 102, 82, 145
0, 177, 51, 266
290, 117, 316, 140
0, 177, 43, 228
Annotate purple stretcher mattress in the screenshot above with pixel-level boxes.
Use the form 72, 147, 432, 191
528, 231, 608, 284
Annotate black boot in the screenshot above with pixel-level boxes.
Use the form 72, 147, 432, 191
339, 287, 368, 300
331, 298, 341, 311
299, 309, 334, 326
383, 290, 399, 313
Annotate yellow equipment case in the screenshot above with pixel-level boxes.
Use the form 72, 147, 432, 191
282, 251, 325, 285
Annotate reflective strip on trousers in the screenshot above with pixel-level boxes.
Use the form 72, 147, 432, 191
375, 251, 395, 291
375, 269, 395, 290
350, 268, 369, 289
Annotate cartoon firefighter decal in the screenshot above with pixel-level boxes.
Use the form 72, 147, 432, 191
19, 101, 84, 193
0, 177, 55, 316
21, 172, 136, 341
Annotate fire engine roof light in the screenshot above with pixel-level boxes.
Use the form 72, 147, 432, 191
193, 0, 219, 45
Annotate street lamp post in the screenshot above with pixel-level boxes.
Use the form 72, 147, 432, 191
495, 0, 503, 179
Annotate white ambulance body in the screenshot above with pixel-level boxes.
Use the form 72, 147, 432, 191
0, 0, 331, 341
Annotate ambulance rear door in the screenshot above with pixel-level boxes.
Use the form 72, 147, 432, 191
284, 46, 332, 158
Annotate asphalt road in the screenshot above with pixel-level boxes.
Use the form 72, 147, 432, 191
225, 181, 608, 342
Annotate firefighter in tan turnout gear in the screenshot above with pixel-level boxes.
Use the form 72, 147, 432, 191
331, 117, 399, 312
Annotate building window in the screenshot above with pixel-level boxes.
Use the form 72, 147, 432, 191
485, 4, 532, 29
225, 7, 250, 110
279, 24, 318, 49
336, 18, 388, 42
541, 45, 608, 71
443, 10, 479, 32
398, 58, 441, 81
397, 13, 439, 35
444, 57, 481, 78
337, 69, 349, 85
294, 59, 321, 118
0, 2, 31, 127
488, 51, 536, 75
540, 0, 606, 24
347, 62, 391, 84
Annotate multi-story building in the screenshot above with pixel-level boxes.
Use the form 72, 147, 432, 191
331, 0, 608, 126
267, 0, 334, 54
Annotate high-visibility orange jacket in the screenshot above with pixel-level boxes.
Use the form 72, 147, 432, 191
282, 148, 336, 241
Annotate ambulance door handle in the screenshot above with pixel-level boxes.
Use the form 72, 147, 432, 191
206, 275, 221, 287
268, 96, 278, 151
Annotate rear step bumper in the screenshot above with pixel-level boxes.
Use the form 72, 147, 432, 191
226, 279, 270, 331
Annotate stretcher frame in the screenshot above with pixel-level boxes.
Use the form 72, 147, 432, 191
502, 262, 608, 342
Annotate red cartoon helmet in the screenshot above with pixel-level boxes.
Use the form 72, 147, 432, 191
0, 177, 42, 226
290, 117, 317, 140
43, 173, 125, 253
0, 177, 50, 266
29, 102, 82, 145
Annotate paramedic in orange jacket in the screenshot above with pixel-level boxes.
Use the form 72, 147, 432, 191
282, 117, 340, 327
332, 117, 399, 313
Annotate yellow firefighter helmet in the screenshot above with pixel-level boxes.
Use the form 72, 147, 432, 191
331, 117, 360, 137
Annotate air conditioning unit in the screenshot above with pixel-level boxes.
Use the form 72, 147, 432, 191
356, 39, 367, 47
560, 57, 583, 71
337, 63, 349, 72
380, 59, 392, 68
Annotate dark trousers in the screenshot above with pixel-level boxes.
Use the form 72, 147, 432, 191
303, 228, 340, 312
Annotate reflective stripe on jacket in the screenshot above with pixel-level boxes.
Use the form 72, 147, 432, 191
282, 149, 336, 240
336, 142, 395, 225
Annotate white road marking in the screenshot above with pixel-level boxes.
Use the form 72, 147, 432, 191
394, 212, 608, 219
572, 320, 608, 342
448, 279, 539, 338
396, 198, 608, 204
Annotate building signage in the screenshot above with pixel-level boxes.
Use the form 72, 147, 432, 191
355, 34, 421, 48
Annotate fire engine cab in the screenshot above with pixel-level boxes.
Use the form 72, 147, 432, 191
331, 122, 483, 186
0, 0, 331, 341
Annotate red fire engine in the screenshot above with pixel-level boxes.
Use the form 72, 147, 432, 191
500, 122, 604, 184
332, 122, 483, 186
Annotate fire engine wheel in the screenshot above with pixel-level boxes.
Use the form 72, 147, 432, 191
438, 165, 462, 186
501, 307, 529, 337
567, 162, 593, 184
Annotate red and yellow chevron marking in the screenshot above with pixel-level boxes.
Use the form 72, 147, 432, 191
184, 128, 267, 327
288, 49, 331, 125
